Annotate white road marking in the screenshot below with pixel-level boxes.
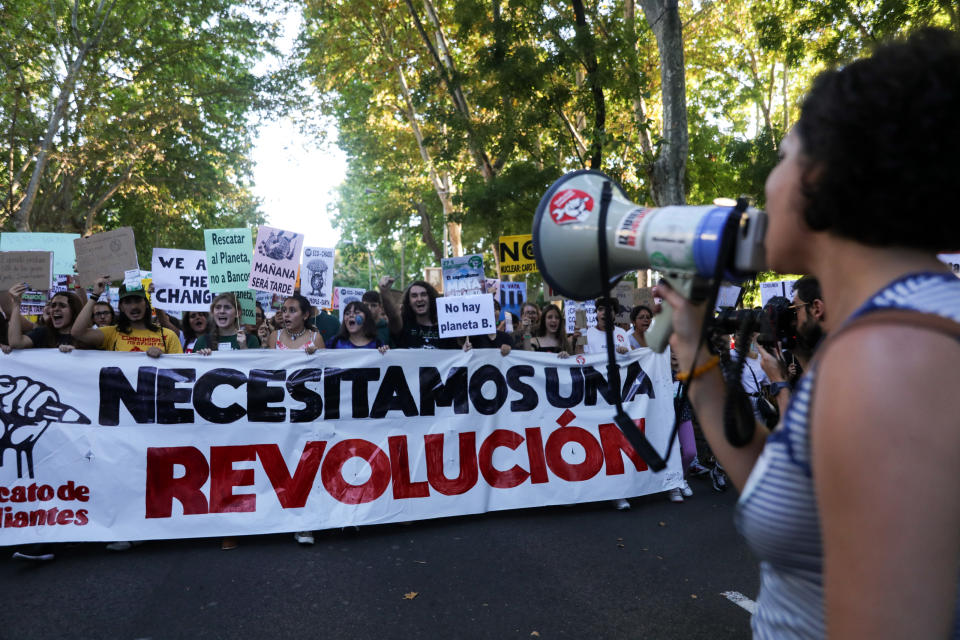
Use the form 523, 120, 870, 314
721, 591, 757, 614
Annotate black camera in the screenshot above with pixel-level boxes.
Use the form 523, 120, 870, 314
713, 295, 797, 351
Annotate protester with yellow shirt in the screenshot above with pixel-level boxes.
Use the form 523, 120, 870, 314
72, 276, 182, 357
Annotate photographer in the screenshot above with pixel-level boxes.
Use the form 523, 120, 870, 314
790, 275, 826, 370
656, 30, 960, 638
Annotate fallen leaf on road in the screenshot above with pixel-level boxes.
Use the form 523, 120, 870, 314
617, 537, 623, 541
403, 592, 419, 600
531, 632, 540, 637
413, 560, 427, 564
690, 594, 698, 599
658, 521, 666, 527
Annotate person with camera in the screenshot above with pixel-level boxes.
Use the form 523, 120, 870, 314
656, 30, 960, 638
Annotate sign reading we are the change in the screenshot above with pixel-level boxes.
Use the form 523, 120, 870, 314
0, 251, 53, 291
248, 226, 304, 296
74, 227, 139, 287
151, 249, 212, 313
204, 228, 252, 293
437, 293, 496, 338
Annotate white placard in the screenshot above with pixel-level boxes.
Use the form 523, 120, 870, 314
248, 225, 304, 296
565, 299, 597, 333
301, 247, 335, 308
151, 249, 212, 313
759, 281, 785, 308
938, 253, 960, 276
715, 285, 741, 310
436, 293, 496, 338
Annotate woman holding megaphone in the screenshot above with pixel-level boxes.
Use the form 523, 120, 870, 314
655, 29, 960, 639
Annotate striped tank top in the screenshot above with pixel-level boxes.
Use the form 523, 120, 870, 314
735, 271, 960, 639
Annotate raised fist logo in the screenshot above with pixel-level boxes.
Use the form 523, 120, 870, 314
0, 375, 90, 479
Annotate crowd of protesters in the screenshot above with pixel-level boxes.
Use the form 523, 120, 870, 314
0, 269, 764, 555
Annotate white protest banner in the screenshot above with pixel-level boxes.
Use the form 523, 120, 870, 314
74, 227, 139, 287
334, 287, 366, 319
0, 251, 53, 291
565, 300, 597, 333
249, 226, 304, 296
151, 249, 212, 313
781, 279, 797, 302
204, 228, 252, 293
1, 232, 79, 275
0, 349, 679, 545
301, 247, 335, 308
938, 253, 960, 276
436, 294, 496, 338
441, 254, 486, 296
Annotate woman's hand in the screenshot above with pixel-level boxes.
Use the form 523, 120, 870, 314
305, 344, 318, 355
58, 344, 75, 354
236, 327, 247, 349
616, 345, 629, 355
653, 282, 710, 372
462, 337, 472, 352
557, 350, 570, 359
8, 283, 26, 301
0, 345, 11, 355
198, 348, 212, 356
377, 345, 389, 355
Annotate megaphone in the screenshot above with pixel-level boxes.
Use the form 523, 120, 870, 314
533, 169, 768, 351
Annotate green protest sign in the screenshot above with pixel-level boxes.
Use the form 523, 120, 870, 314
234, 289, 257, 325
204, 228, 252, 293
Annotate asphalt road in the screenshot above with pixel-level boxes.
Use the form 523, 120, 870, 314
2, 474, 759, 640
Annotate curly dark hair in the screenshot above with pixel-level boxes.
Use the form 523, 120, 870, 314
401, 280, 440, 326
795, 28, 960, 250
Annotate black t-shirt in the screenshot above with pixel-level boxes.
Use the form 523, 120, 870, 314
27, 326, 74, 347
467, 332, 514, 349
397, 322, 459, 349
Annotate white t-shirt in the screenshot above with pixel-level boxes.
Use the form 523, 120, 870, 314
583, 326, 630, 354
730, 349, 770, 420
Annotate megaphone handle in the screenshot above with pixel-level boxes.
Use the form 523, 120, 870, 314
646, 275, 695, 353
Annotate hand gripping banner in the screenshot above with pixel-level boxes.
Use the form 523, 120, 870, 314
0, 349, 681, 545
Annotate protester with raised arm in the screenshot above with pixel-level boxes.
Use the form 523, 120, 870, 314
6, 284, 84, 352
396, 280, 458, 349
71, 277, 181, 358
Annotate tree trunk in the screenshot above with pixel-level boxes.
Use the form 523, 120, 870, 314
623, 0, 656, 183
571, 0, 605, 169
13, 0, 116, 231
416, 202, 443, 262
638, 0, 688, 206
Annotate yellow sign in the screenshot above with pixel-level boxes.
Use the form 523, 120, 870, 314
498, 234, 537, 274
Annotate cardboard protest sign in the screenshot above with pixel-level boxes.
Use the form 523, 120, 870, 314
565, 299, 597, 333
1, 232, 79, 275
437, 293, 496, 338
74, 227, 139, 287
334, 287, 366, 319
0, 251, 53, 290
235, 289, 258, 325
500, 281, 526, 321
498, 234, 537, 275
248, 225, 304, 296
939, 253, 960, 276
424, 267, 443, 293
301, 246, 335, 308
612, 280, 636, 324
151, 249, 212, 312
204, 228, 252, 293
441, 254, 485, 296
